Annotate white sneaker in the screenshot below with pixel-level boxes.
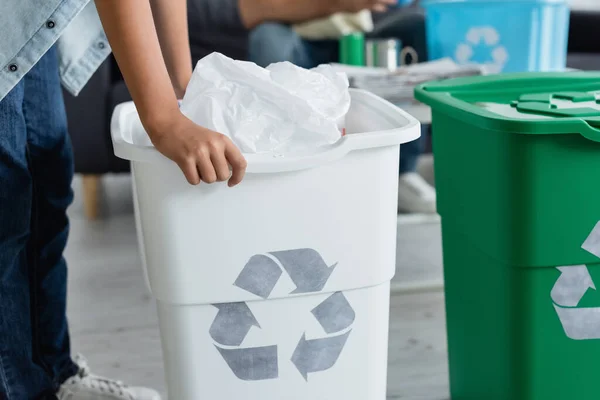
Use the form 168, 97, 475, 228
56, 355, 161, 400
397, 172, 437, 214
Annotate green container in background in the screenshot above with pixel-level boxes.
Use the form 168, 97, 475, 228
339, 32, 365, 66
415, 72, 600, 400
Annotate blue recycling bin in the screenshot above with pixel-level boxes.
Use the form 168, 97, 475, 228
422, 0, 570, 73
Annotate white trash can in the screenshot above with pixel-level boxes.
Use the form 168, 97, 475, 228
110, 89, 420, 400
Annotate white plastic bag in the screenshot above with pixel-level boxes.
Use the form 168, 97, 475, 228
180, 52, 350, 154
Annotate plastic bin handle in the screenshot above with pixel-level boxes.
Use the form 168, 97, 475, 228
581, 117, 600, 143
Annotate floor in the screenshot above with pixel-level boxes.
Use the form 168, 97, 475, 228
65, 174, 449, 399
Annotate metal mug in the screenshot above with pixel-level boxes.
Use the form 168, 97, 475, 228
365, 39, 419, 70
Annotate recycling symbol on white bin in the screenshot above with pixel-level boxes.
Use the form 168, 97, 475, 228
552, 221, 600, 340
455, 26, 509, 73
209, 248, 355, 381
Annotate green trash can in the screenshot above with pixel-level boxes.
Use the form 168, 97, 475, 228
415, 72, 600, 400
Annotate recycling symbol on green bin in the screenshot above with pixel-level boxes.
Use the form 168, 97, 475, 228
209, 248, 355, 381
512, 91, 600, 118
552, 221, 600, 340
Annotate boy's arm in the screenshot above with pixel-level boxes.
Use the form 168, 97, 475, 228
95, 0, 247, 186
149, 0, 193, 98
239, 0, 396, 29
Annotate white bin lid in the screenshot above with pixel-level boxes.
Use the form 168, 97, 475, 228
110, 89, 420, 174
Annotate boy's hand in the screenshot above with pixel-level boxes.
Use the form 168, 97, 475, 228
95, 0, 243, 187
148, 113, 247, 187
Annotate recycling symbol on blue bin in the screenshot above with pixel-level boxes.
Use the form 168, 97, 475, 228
209, 248, 355, 381
455, 26, 508, 73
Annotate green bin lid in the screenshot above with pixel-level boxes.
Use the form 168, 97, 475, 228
414, 72, 600, 141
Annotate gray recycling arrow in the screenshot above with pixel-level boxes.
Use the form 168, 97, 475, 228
210, 302, 261, 346
553, 305, 600, 340
270, 249, 337, 294
551, 265, 596, 308
311, 292, 355, 334
216, 345, 279, 381
291, 331, 351, 380
551, 265, 600, 340
582, 220, 600, 258
234, 254, 282, 298
213, 248, 352, 381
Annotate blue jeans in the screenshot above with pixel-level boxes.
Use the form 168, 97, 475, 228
248, 10, 428, 174
0, 46, 78, 399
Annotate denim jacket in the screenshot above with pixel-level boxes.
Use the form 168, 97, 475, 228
0, 0, 111, 102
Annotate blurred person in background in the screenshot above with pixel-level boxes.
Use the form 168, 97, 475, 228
188, 0, 436, 214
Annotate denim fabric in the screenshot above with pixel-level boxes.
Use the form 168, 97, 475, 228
247, 9, 428, 174
0, 1, 111, 102
249, 23, 339, 69
0, 46, 78, 400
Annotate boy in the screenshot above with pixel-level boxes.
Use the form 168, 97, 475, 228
1, 0, 246, 399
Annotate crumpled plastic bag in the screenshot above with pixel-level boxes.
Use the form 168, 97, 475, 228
179, 52, 351, 154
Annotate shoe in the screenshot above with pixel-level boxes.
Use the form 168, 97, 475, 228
56, 355, 161, 400
397, 172, 437, 214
